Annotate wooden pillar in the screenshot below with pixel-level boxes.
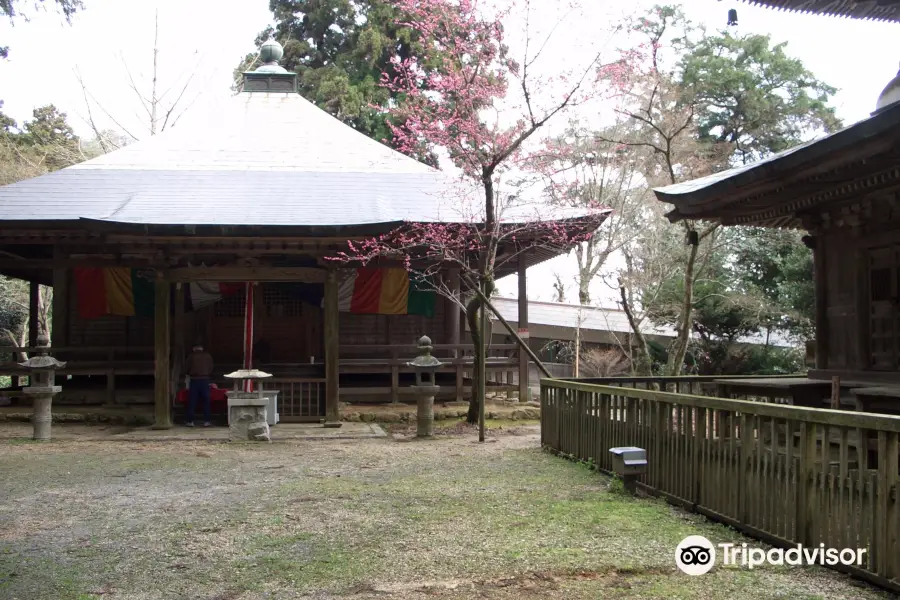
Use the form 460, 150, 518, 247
170, 283, 186, 402
517, 253, 530, 402
153, 274, 172, 429
855, 234, 869, 372
51, 253, 68, 348
28, 281, 39, 348
324, 269, 342, 427
813, 238, 828, 370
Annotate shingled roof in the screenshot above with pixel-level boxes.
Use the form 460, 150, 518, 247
0, 43, 608, 243
0, 88, 465, 228
653, 99, 900, 227
736, 0, 900, 22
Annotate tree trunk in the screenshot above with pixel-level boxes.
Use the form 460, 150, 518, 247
466, 169, 499, 425
32, 393, 52, 440
666, 232, 700, 376
466, 291, 483, 424
618, 285, 653, 376
578, 282, 590, 305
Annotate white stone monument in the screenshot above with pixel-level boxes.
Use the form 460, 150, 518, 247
224, 369, 276, 442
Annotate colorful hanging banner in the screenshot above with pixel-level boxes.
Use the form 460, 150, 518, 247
183, 281, 244, 312
335, 268, 435, 317
74, 268, 244, 319
74, 268, 156, 318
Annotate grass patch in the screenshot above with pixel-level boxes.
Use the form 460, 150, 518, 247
0, 435, 891, 599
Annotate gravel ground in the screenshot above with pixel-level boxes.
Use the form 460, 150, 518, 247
0, 423, 892, 600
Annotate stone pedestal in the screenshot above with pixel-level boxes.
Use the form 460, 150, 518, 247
226, 393, 271, 442
413, 385, 439, 438
23, 385, 62, 441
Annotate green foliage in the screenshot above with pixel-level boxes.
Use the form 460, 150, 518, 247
0, 0, 80, 18
646, 340, 669, 373
236, 0, 439, 164
1, 0, 82, 58
732, 227, 814, 339
0, 104, 89, 184
689, 340, 804, 376
609, 6, 830, 376
647, 225, 811, 373
738, 345, 805, 375
0, 106, 78, 366
679, 32, 842, 163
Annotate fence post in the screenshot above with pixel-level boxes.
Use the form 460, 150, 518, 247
739, 413, 750, 525
556, 387, 563, 453
877, 431, 899, 578
540, 382, 546, 447
694, 407, 706, 506
797, 421, 818, 546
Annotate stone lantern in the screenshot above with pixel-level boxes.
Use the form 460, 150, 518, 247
407, 335, 442, 438
224, 368, 275, 442
18, 332, 65, 441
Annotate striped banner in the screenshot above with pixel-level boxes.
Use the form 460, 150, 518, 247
336, 268, 435, 317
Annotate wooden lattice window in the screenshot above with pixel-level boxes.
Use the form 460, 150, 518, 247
871, 268, 892, 302
868, 246, 900, 370
214, 293, 246, 318
263, 285, 304, 318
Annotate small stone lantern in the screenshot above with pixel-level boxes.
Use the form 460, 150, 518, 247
407, 336, 442, 438
18, 333, 66, 441
224, 369, 274, 442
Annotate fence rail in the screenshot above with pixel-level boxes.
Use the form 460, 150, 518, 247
540, 378, 900, 593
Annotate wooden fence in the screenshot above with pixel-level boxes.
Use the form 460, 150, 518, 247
541, 378, 900, 592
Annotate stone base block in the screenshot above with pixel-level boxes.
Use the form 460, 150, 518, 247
228, 399, 271, 442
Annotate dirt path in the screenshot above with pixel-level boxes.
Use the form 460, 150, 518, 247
0, 426, 889, 600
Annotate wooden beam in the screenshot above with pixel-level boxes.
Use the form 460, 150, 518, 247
445, 269, 461, 348
153, 274, 172, 429
50, 248, 68, 348
166, 266, 326, 283
0, 259, 158, 269
28, 281, 39, 348
324, 269, 342, 427
517, 253, 530, 402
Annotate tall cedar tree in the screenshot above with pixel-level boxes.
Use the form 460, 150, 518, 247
236, 0, 441, 164
680, 32, 841, 164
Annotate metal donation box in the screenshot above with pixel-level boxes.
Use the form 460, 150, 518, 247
609, 446, 648, 493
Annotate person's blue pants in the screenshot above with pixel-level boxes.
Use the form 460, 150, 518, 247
187, 378, 211, 423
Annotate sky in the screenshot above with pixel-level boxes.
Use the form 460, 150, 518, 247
0, 0, 898, 306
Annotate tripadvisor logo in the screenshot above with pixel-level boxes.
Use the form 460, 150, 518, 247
675, 535, 868, 575
676, 535, 716, 575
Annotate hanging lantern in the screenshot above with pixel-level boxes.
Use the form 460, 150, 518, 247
728, 8, 738, 26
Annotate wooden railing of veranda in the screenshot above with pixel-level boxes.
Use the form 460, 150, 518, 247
540, 378, 900, 593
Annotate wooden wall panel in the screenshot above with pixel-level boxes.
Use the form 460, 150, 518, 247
69, 277, 453, 363
824, 234, 860, 370
339, 300, 447, 346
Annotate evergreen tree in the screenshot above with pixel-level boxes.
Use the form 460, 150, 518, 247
1, 0, 82, 58
679, 32, 841, 163
236, 0, 442, 164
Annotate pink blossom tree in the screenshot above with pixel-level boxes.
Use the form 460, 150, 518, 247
330, 0, 630, 424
